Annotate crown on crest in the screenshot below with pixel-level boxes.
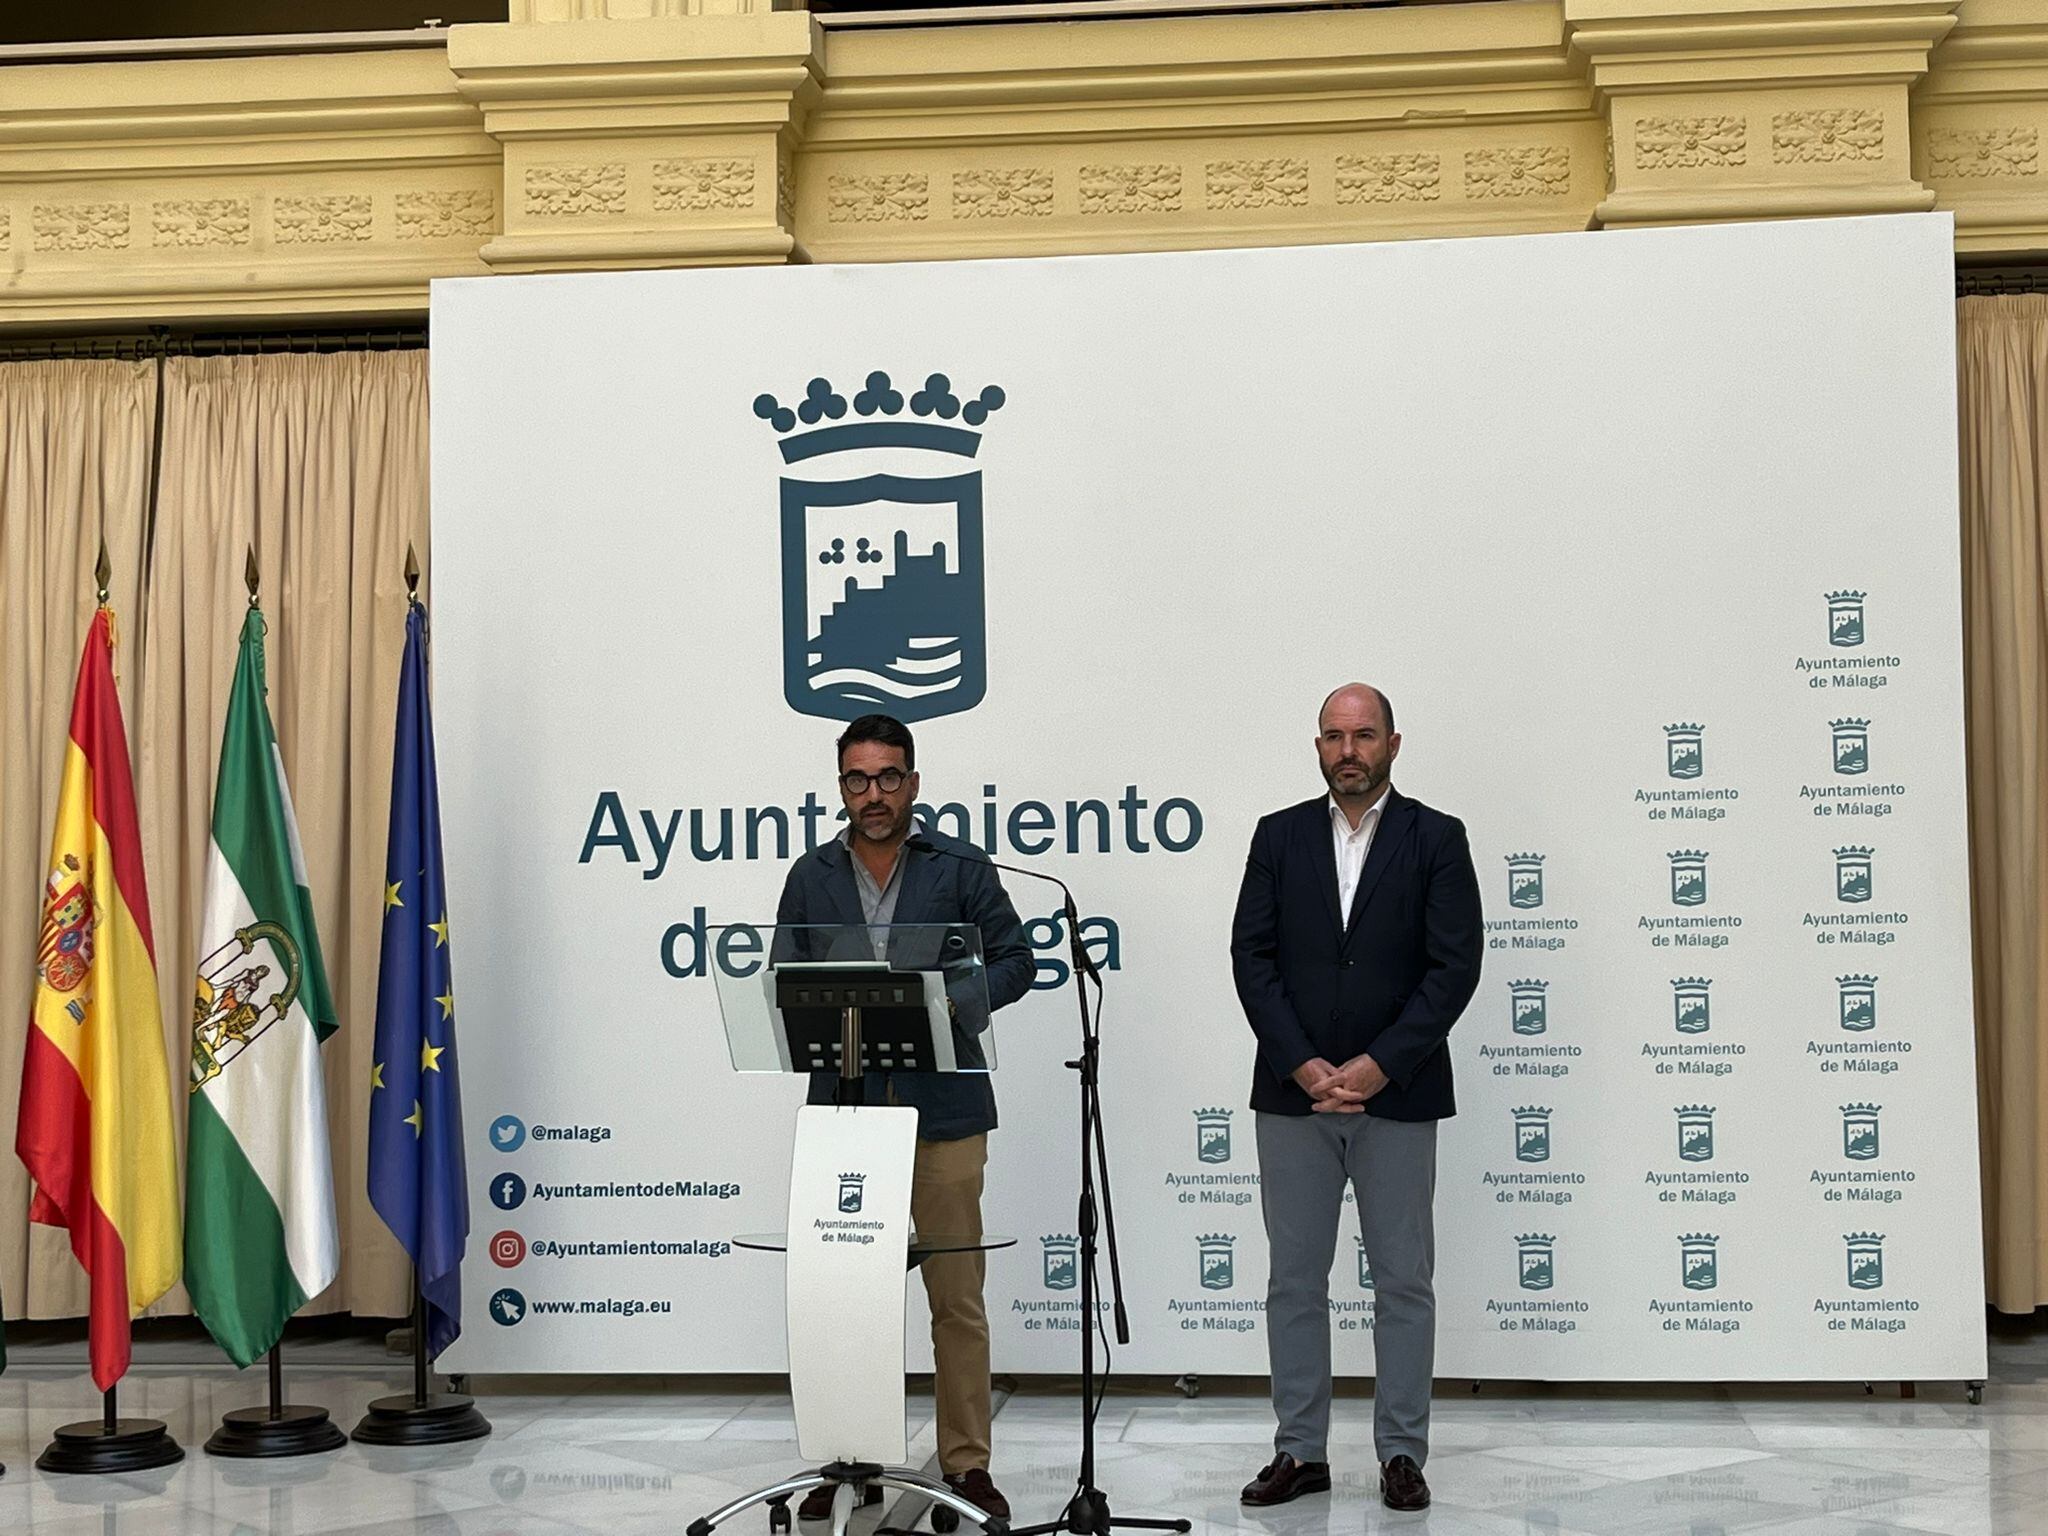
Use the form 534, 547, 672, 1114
1664, 723, 1705, 735
1671, 977, 1712, 989
1834, 846, 1874, 858
1837, 974, 1878, 988
754, 372, 1006, 464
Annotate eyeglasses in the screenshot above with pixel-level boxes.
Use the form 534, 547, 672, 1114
839, 768, 909, 795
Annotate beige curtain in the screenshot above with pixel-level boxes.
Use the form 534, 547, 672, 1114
1958, 296, 2048, 1314
0, 351, 425, 1322
0, 361, 160, 1320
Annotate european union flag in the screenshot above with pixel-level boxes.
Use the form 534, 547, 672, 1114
368, 600, 470, 1356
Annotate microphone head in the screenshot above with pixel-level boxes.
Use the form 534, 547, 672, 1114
904, 833, 937, 852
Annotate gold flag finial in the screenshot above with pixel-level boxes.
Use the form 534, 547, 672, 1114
244, 546, 260, 608
404, 543, 420, 602
95, 539, 111, 605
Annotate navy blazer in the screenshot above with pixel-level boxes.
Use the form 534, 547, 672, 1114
1230, 787, 1483, 1120
774, 825, 1034, 1141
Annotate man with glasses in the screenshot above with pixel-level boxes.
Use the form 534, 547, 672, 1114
775, 713, 1035, 1525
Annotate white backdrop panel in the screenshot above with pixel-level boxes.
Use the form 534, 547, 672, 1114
431, 213, 1984, 1382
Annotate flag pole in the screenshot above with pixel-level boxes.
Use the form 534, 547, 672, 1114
202, 1339, 347, 1459
199, 552, 346, 1461
349, 1266, 489, 1445
351, 555, 486, 1448
35, 553, 182, 1475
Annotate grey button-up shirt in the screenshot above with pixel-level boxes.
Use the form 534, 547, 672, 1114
843, 828, 906, 953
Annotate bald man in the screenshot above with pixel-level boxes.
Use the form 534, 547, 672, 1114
1229, 684, 1483, 1513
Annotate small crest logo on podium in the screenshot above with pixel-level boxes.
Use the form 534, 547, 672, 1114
1513, 1106, 1552, 1164
1510, 979, 1549, 1036
1842, 1104, 1882, 1161
1041, 1234, 1078, 1292
1506, 853, 1546, 909
1668, 849, 1709, 908
1194, 1108, 1233, 1165
755, 371, 1006, 723
1517, 1234, 1556, 1292
1838, 975, 1878, 1033
1673, 977, 1712, 1036
1831, 718, 1870, 776
1198, 1234, 1236, 1292
1845, 1232, 1885, 1290
1665, 723, 1705, 781
837, 1171, 867, 1214
1827, 590, 1867, 648
1835, 846, 1874, 904
1676, 1105, 1716, 1163
1355, 1236, 1375, 1291
1680, 1233, 1719, 1291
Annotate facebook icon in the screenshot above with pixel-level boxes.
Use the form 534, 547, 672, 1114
489, 1171, 528, 1211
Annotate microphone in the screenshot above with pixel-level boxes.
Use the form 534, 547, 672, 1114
904, 833, 1101, 984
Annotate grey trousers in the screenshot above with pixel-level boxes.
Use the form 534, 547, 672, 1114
1257, 1109, 1438, 1467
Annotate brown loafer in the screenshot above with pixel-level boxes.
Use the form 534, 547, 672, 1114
1380, 1455, 1430, 1511
797, 1481, 881, 1522
1240, 1452, 1332, 1506
944, 1468, 1011, 1522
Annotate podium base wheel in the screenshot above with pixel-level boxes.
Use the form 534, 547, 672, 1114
37, 1417, 184, 1474
349, 1393, 491, 1446
206, 1404, 348, 1458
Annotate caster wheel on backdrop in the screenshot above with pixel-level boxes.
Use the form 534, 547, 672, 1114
769, 1497, 791, 1533
1172, 1374, 1200, 1400
1968, 1383, 1985, 1405
932, 1503, 960, 1533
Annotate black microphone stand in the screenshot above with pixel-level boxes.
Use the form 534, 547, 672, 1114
910, 839, 1188, 1536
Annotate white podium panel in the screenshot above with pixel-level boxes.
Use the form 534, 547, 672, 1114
785, 1105, 918, 1465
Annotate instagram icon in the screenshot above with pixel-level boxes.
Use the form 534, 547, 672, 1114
489, 1230, 527, 1269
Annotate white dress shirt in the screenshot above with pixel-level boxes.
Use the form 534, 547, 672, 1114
1330, 785, 1391, 927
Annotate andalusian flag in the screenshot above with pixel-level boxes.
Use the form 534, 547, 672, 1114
19, 607, 180, 1391
185, 608, 339, 1367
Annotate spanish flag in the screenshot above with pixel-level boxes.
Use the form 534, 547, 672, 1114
19, 607, 181, 1390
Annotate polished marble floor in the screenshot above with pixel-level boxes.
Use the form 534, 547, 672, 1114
0, 1326, 2043, 1536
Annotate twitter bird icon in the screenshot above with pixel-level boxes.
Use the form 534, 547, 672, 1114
490, 1113, 526, 1153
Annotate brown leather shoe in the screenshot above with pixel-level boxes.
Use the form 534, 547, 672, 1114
1380, 1455, 1430, 1511
944, 1468, 1011, 1522
1240, 1453, 1332, 1506
797, 1481, 881, 1522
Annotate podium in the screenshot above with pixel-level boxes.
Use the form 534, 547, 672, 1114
691, 925, 1007, 1536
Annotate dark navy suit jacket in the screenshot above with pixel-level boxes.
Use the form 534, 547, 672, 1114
1230, 788, 1483, 1121
774, 826, 1034, 1141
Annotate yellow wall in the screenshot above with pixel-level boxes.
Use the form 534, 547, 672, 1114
1, 0, 2043, 326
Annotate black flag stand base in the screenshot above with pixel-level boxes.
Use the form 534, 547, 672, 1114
205, 1345, 347, 1458
350, 1289, 489, 1447
38, 1386, 184, 1474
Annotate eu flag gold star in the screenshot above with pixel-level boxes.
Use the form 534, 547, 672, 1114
421, 1040, 445, 1074
385, 881, 404, 911
436, 991, 454, 1021
370, 1062, 385, 1091
404, 1100, 423, 1137
430, 912, 449, 948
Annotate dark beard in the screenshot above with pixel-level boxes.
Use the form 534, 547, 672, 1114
1323, 760, 1384, 799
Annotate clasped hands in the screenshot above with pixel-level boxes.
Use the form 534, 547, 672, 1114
1291, 1053, 1388, 1113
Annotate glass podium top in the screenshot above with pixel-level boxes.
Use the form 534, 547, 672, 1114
710, 923, 997, 1075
